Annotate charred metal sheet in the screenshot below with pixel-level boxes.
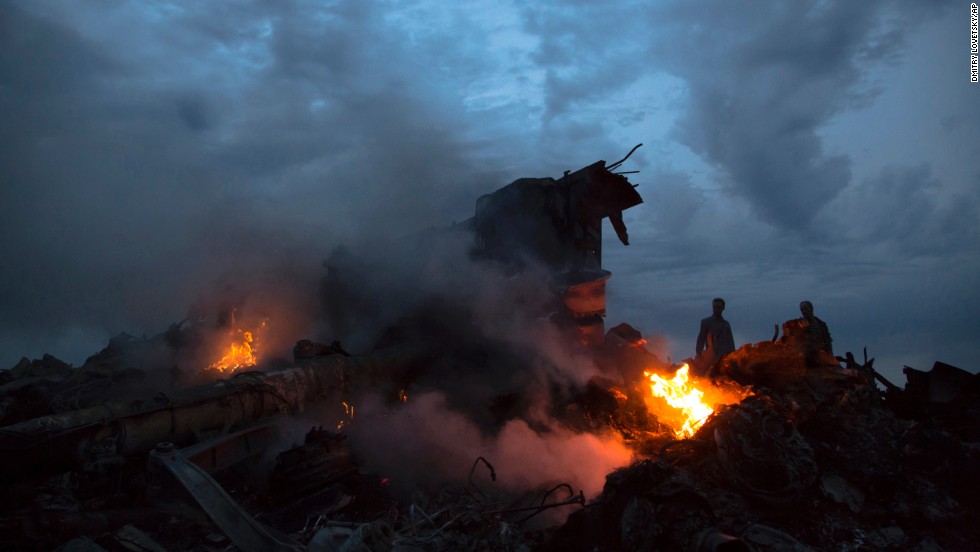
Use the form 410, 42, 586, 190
147, 442, 304, 552
0, 340, 429, 479
267, 427, 357, 507
182, 421, 278, 474
559, 269, 611, 318
903, 361, 979, 404
471, 149, 644, 272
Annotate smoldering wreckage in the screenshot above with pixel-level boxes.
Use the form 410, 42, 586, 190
2, 146, 978, 552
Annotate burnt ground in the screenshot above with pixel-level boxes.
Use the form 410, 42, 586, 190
0, 321, 978, 552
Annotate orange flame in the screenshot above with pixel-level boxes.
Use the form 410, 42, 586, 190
643, 363, 749, 438
337, 401, 354, 430
644, 364, 711, 438
209, 328, 259, 373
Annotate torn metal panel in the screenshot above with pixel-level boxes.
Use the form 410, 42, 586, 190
903, 361, 979, 404
147, 443, 304, 552
472, 153, 644, 272
267, 427, 358, 507
181, 422, 279, 474
0, 340, 428, 479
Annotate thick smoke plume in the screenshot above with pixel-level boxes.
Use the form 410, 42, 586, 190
320, 221, 637, 505
347, 391, 631, 502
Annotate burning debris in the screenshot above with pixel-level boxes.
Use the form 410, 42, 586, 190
643, 364, 750, 439
2, 150, 979, 551
6, 322, 975, 551
544, 352, 980, 552
208, 326, 261, 373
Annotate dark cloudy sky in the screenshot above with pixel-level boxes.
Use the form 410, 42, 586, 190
2, 0, 977, 383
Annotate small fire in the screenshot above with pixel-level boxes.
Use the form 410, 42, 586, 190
643, 363, 725, 438
209, 327, 260, 373
337, 401, 355, 430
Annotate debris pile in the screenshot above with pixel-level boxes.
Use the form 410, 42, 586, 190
2, 151, 978, 551
2, 316, 977, 551
544, 354, 980, 552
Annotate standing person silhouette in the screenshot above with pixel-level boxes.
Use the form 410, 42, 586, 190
799, 300, 833, 367
695, 298, 736, 375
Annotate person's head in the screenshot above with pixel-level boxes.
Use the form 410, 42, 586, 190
712, 298, 726, 317
800, 300, 814, 320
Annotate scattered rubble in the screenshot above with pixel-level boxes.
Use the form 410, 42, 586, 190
2, 320, 977, 551
543, 356, 979, 552
2, 152, 978, 550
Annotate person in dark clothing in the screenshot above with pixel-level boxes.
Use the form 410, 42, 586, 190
696, 298, 736, 367
799, 300, 833, 355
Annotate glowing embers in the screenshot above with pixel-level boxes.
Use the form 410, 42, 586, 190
208, 320, 267, 373
643, 363, 750, 439
337, 401, 355, 430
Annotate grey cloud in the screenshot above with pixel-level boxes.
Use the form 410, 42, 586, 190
0, 4, 118, 96
521, 3, 644, 124
848, 164, 941, 242
175, 97, 211, 131
822, 163, 980, 257
645, 171, 706, 234
0, 0, 498, 366
647, 1, 952, 233
513, 1, 950, 233
1, 0, 975, 382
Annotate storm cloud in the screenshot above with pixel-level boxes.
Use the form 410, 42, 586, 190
1, 0, 977, 383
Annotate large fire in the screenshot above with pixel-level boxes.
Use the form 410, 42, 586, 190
209, 325, 264, 373
643, 363, 748, 438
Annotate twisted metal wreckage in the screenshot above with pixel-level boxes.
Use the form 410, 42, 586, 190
2, 145, 978, 551
0, 147, 670, 550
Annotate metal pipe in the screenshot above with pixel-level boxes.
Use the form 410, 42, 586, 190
0, 341, 428, 479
